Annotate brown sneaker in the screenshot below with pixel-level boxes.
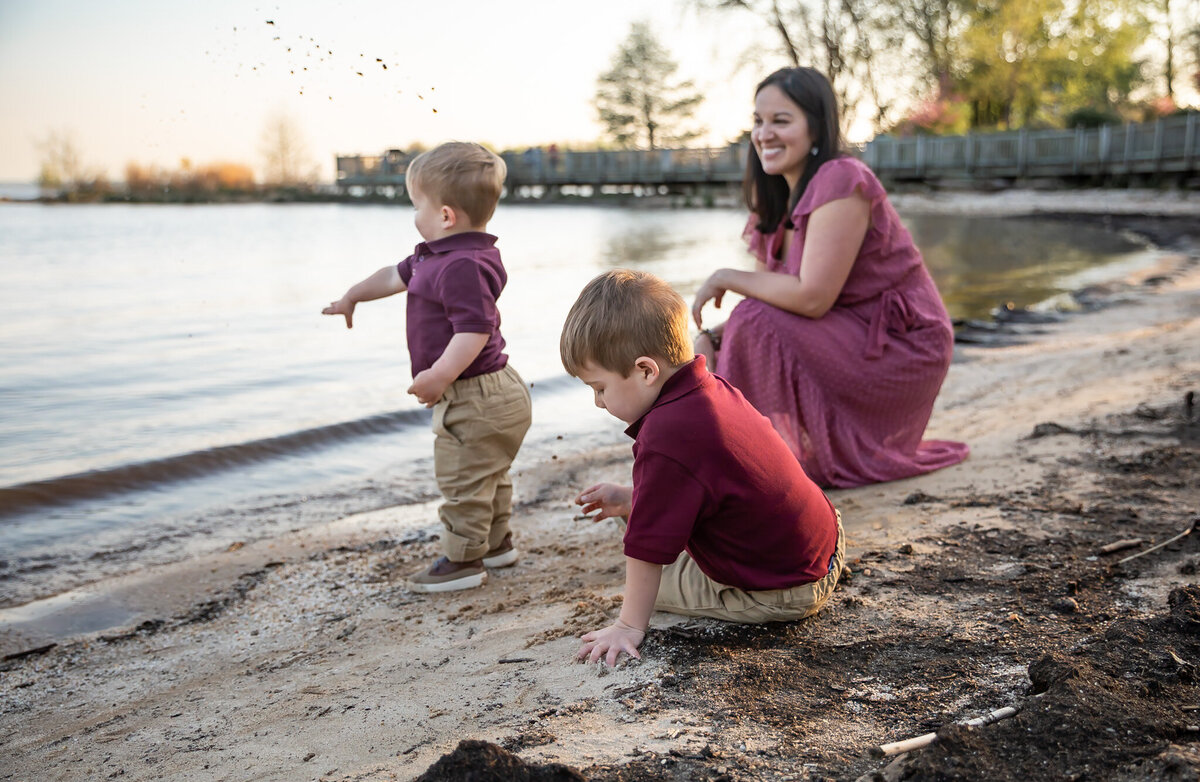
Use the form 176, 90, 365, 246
482, 533, 519, 568
408, 557, 486, 593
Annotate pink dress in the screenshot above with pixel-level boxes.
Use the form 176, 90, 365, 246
718, 157, 969, 488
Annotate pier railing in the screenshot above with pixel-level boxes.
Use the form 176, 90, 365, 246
335, 145, 750, 194
334, 114, 1199, 195
864, 113, 1199, 181
499, 144, 749, 188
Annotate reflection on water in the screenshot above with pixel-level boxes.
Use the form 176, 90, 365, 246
594, 211, 1148, 324
602, 224, 681, 268
906, 215, 1146, 320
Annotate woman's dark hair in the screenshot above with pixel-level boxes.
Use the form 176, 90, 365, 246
743, 67, 843, 235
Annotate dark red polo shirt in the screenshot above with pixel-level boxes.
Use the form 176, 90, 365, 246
396, 232, 509, 379
623, 356, 838, 590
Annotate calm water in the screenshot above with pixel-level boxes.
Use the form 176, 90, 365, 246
0, 202, 1148, 605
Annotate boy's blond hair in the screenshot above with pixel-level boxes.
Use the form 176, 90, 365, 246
560, 269, 694, 377
406, 142, 506, 227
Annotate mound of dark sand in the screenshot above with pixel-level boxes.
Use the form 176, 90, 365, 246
415, 739, 587, 782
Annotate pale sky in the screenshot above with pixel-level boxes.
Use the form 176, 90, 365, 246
0, 0, 775, 183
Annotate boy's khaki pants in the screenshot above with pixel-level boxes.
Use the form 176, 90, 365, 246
653, 511, 845, 623
432, 364, 532, 562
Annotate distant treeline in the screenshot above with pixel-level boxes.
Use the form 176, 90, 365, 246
34, 159, 335, 204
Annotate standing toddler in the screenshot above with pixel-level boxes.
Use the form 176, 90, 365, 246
324, 142, 531, 592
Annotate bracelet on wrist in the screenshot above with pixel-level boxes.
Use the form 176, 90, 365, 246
614, 618, 646, 635
700, 328, 722, 350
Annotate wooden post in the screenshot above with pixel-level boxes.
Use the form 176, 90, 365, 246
1153, 119, 1164, 173
1186, 112, 1197, 169
1017, 128, 1028, 178
1124, 122, 1136, 175
1073, 127, 1085, 176
1099, 124, 1112, 175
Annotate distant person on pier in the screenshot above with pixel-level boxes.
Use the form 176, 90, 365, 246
324, 142, 532, 592
692, 67, 968, 488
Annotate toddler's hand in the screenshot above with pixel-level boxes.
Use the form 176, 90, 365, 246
407, 369, 449, 407
578, 621, 644, 667
575, 483, 632, 522
322, 298, 356, 329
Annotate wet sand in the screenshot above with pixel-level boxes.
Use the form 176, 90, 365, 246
1, 189, 1198, 781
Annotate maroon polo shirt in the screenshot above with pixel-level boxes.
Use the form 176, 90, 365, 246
396, 232, 509, 379
623, 356, 838, 590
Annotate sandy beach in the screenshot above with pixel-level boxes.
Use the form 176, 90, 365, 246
2, 190, 1199, 781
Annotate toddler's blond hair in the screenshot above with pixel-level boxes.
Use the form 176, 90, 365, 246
406, 142, 506, 227
560, 269, 693, 377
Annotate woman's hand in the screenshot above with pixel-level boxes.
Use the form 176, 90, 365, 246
691, 269, 730, 329
575, 483, 632, 522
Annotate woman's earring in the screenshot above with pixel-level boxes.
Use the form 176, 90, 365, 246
811, 146, 819, 157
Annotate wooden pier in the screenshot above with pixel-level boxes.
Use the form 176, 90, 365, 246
335, 144, 749, 199
333, 114, 1200, 198
865, 113, 1200, 184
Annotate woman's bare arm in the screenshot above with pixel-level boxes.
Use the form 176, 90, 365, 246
692, 195, 870, 326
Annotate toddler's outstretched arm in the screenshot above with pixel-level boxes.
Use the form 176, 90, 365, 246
322, 265, 407, 328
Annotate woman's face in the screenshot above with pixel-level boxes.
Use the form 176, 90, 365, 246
752, 83, 817, 189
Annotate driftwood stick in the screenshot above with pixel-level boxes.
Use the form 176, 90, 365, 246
1099, 538, 1144, 555
876, 706, 1020, 757
1116, 520, 1198, 565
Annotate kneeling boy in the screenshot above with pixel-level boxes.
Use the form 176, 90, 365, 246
560, 269, 844, 665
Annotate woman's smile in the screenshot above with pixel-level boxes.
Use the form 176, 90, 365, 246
752, 83, 816, 187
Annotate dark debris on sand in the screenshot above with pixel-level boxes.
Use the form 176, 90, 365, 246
418, 396, 1200, 781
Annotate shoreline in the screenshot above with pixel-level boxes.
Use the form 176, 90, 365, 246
1, 193, 1198, 780
2, 193, 1187, 614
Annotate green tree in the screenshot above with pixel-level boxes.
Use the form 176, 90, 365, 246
594, 21, 705, 149
957, 0, 1146, 128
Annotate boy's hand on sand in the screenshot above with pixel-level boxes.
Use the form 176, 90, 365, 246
578, 622, 644, 667
575, 483, 632, 521
407, 369, 449, 407
322, 298, 356, 329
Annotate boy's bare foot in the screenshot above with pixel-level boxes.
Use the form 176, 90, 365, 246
481, 533, 519, 568
407, 557, 486, 593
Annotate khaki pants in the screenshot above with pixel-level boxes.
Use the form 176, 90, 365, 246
432, 364, 532, 561
653, 511, 845, 623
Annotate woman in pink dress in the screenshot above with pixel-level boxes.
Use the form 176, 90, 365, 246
692, 67, 968, 488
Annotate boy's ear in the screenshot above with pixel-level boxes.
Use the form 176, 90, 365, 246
633, 356, 661, 385
440, 205, 458, 229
